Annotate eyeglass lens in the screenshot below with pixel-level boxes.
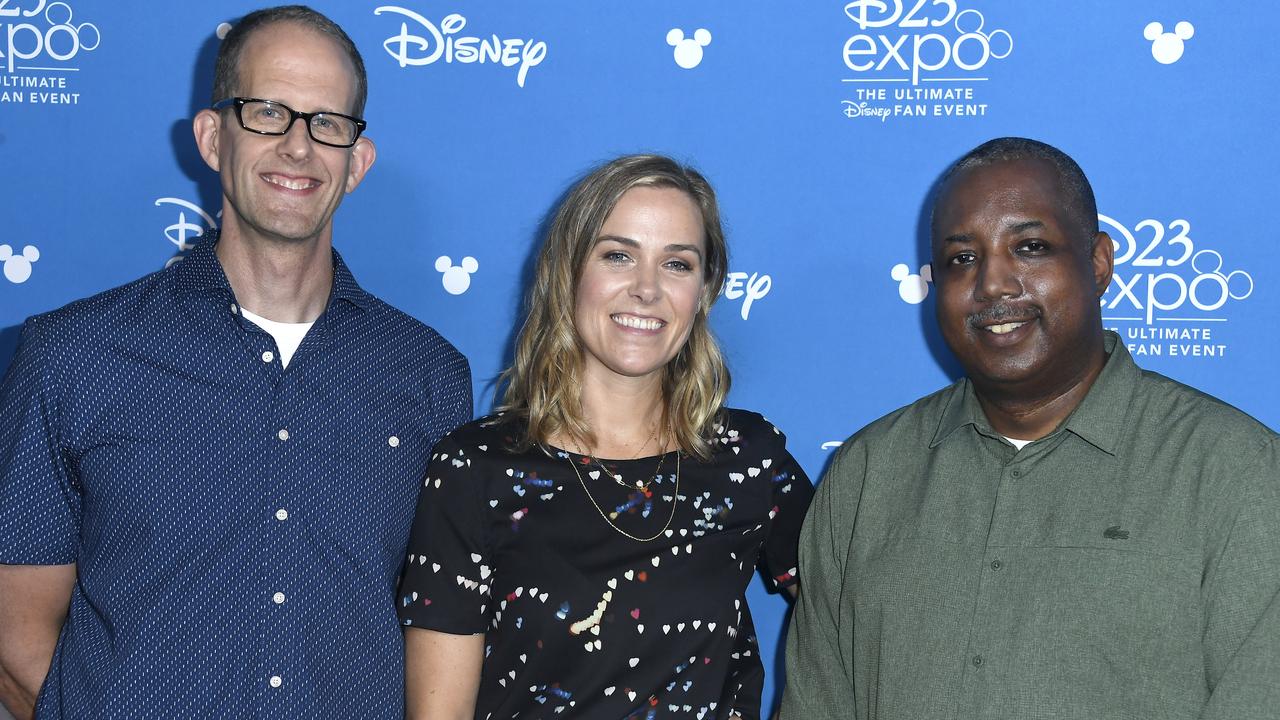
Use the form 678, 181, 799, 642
240, 100, 358, 146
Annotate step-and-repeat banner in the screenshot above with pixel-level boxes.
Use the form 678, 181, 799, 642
2, 1, 1276, 710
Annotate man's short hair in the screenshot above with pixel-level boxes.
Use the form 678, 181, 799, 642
941, 137, 1099, 242
211, 5, 368, 117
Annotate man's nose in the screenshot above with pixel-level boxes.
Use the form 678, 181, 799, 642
276, 116, 315, 158
975, 252, 1022, 301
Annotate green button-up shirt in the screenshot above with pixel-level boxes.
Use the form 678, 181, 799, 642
781, 333, 1280, 719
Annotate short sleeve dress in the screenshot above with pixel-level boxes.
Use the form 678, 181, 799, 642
397, 409, 814, 719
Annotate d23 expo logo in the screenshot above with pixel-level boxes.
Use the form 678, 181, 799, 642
839, 0, 1011, 122
1100, 214, 1253, 359
0, 1, 99, 106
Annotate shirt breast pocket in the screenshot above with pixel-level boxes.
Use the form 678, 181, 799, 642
1021, 541, 1202, 649
308, 421, 435, 536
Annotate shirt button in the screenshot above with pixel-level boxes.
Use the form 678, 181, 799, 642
230, 303, 239, 315
273, 592, 286, 604
990, 559, 1002, 571
277, 429, 290, 441
972, 655, 984, 667
262, 350, 275, 363
388, 435, 400, 448
269, 675, 282, 688
275, 508, 289, 521
1011, 469, 1021, 478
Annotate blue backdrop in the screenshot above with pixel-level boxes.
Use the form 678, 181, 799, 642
3, 1, 1277, 712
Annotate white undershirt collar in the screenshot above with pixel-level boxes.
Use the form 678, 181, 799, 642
239, 307, 314, 369
1003, 435, 1033, 451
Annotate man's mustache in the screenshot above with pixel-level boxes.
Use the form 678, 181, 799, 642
968, 303, 1041, 326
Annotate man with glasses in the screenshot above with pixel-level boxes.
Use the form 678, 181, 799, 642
0, 6, 471, 719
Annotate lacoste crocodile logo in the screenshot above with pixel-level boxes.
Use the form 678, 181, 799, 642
1103, 525, 1130, 540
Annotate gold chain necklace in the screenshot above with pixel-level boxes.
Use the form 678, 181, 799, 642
595, 447, 666, 491
590, 426, 659, 490
568, 451, 680, 543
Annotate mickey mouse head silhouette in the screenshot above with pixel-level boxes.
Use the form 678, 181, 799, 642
435, 255, 479, 295
891, 262, 932, 305
1143, 21, 1194, 64
0, 244, 40, 284
666, 28, 711, 69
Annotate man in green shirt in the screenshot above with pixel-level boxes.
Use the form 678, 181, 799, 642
781, 137, 1280, 719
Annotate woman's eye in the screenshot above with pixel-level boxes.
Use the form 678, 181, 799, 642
666, 259, 693, 272
602, 251, 630, 263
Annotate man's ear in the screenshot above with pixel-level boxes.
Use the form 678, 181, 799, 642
192, 109, 222, 172
344, 135, 377, 194
1090, 231, 1114, 297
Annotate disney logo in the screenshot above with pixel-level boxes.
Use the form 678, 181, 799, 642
374, 5, 547, 88
841, 100, 891, 121
155, 197, 218, 267
722, 271, 771, 320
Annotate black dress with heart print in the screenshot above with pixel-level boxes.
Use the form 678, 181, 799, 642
398, 409, 814, 719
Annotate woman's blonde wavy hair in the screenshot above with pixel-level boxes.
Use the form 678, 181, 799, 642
498, 154, 730, 460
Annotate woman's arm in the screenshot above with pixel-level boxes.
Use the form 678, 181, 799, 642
404, 627, 485, 720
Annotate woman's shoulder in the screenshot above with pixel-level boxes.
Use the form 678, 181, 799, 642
717, 407, 785, 436
711, 407, 791, 453
436, 411, 530, 455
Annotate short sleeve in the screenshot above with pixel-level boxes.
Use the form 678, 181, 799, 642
397, 431, 492, 634
0, 317, 80, 563
429, 348, 473, 440
758, 423, 815, 592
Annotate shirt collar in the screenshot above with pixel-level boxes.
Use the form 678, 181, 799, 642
329, 248, 374, 311
929, 330, 1136, 455
1056, 331, 1136, 455
173, 229, 373, 311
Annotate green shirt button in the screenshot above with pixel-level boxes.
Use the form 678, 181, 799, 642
990, 560, 1002, 571
972, 655, 984, 667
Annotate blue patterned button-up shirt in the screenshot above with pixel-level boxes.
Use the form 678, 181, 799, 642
0, 235, 472, 718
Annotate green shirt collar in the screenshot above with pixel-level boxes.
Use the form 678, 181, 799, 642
930, 330, 1136, 455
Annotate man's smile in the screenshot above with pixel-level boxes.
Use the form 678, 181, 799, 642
262, 173, 321, 191
985, 321, 1027, 335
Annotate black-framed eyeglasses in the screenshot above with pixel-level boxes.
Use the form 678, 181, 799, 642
212, 97, 366, 148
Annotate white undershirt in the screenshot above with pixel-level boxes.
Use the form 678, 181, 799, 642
239, 307, 314, 369
1003, 436, 1033, 451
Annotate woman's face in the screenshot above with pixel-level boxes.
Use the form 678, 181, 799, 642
574, 185, 707, 388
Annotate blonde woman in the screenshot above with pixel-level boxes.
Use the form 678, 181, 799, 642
398, 154, 813, 719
